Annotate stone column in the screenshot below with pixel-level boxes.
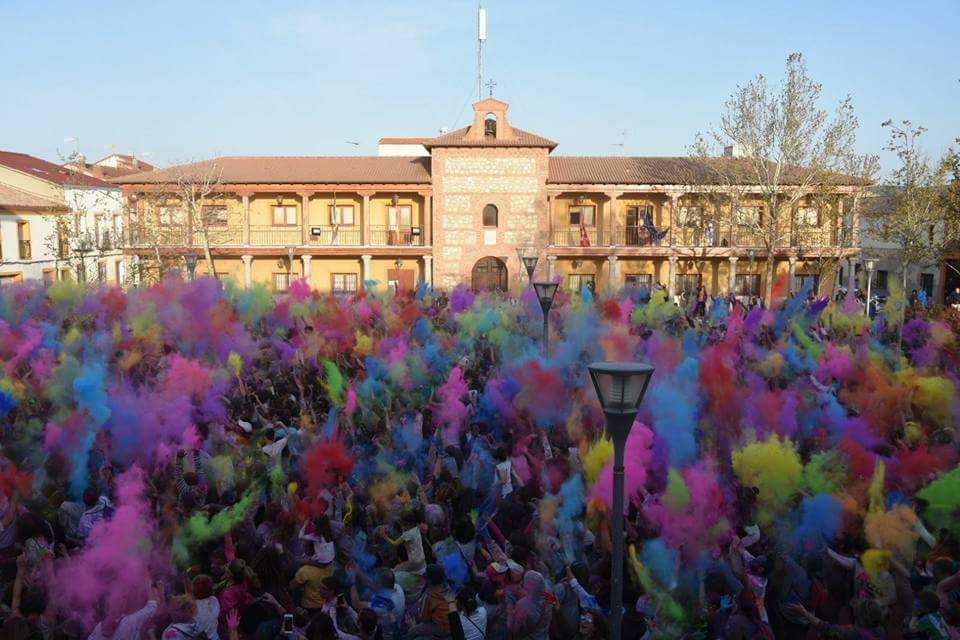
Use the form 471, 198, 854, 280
850, 197, 861, 248
361, 193, 372, 246
361, 254, 372, 283
667, 193, 681, 247
607, 255, 619, 291
241, 254, 253, 288
547, 195, 556, 246
422, 255, 433, 287
667, 256, 678, 300
594, 194, 604, 246
788, 256, 798, 293
546, 255, 557, 281
241, 193, 251, 246
847, 256, 857, 294
421, 193, 432, 246
114, 257, 124, 284
605, 192, 621, 246
301, 255, 312, 283
728, 256, 738, 294
132, 255, 142, 286
299, 192, 313, 245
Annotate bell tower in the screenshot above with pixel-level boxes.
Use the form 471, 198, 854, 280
464, 98, 516, 142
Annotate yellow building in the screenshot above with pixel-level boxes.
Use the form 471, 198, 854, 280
115, 99, 864, 299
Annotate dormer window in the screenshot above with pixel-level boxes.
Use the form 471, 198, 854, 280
484, 113, 497, 137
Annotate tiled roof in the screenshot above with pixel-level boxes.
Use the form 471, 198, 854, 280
0, 183, 67, 210
425, 126, 558, 149
0, 151, 113, 187
378, 137, 430, 145
548, 156, 868, 186
114, 156, 433, 185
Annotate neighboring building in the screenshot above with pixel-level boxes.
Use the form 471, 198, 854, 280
0, 183, 67, 284
853, 188, 947, 303
65, 153, 155, 180
114, 99, 865, 297
0, 151, 126, 285
377, 138, 430, 158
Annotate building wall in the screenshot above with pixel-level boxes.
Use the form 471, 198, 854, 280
0, 166, 62, 201
0, 211, 59, 282
431, 147, 550, 290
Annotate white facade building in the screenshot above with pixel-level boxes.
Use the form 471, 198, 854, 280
0, 151, 126, 286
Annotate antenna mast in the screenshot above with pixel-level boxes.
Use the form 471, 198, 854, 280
477, 1, 486, 101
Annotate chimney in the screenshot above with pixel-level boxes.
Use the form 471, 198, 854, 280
723, 144, 752, 159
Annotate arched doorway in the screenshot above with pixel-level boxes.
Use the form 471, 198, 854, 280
471, 256, 508, 292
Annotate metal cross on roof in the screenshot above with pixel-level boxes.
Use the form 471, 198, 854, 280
485, 79, 496, 97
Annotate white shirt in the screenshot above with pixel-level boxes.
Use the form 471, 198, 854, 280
495, 461, 513, 496
459, 607, 487, 640
402, 526, 425, 564
88, 600, 158, 640
194, 596, 220, 640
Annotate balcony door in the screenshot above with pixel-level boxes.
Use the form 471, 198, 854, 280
387, 268, 415, 293
625, 206, 650, 246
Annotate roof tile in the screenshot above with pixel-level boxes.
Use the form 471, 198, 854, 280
114, 156, 432, 185
425, 127, 557, 149
0, 151, 113, 187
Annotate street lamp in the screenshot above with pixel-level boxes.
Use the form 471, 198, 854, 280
587, 361, 655, 640
865, 259, 876, 317
74, 237, 93, 284
522, 255, 538, 285
183, 253, 198, 281
533, 281, 558, 356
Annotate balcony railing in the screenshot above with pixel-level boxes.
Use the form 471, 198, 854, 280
792, 228, 837, 248
308, 225, 362, 246
552, 227, 605, 247
369, 225, 424, 246
126, 224, 428, 248
193, 227, 244, 247
609, 227, 663, 247
19, 240, 31, 260
249, 225, 301, 246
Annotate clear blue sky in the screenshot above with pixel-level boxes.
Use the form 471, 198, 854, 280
1, 0, 957, 177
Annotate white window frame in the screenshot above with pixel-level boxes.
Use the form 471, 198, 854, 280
388, 205, 412, 228
736, 205, 761, 226
677, 206, 702, 227
797, 206, 819, 227
272, 205, 298, 226
569, 205, 595, 226
332, 272, 359, 295
330, 205, 355, 226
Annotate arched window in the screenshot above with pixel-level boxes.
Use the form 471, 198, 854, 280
484, 113, 497, 137
482, 204, 498, 227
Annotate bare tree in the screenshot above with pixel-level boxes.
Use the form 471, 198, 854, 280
131, 159, 227, 280
867, 121, 951, 293
692, 52, 862, 305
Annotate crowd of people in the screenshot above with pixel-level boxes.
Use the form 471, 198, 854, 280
0, 272, 957, 640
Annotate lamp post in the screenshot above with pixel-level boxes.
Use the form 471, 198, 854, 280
522, 255, 538, 286
865, 259, 875, 317
183, 253, 198, 281
533, 281, 558, 357
587, 361, 655, 640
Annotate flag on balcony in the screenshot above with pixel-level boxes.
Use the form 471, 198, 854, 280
643, 209, 669, 244
579, 218, 591, 247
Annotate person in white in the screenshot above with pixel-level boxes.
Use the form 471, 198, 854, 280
191, 575, 220, 640
456, 587, 487, 640
87, 583, 159, 640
